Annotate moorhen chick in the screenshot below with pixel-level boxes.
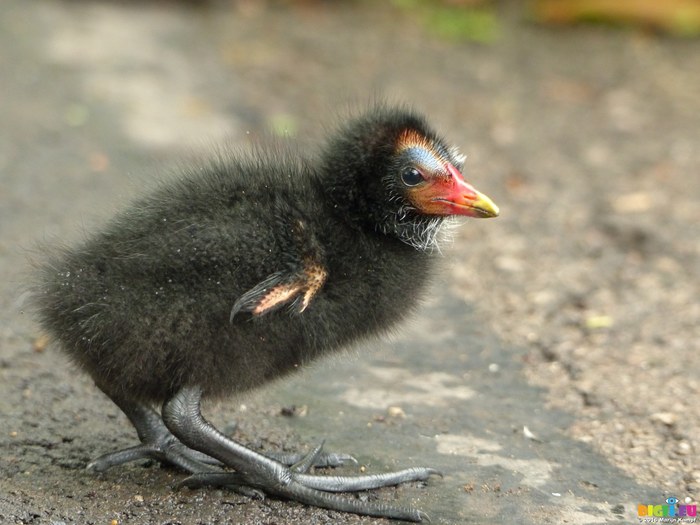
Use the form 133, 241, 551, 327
32, 106, 498, 522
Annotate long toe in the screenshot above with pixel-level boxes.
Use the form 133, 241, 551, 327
87, 444, 158, 473
86, 440, 219, 475
296, 466, 440, 492
280, 481, 429, 522
178, 472, 266, 499
266, 450, 357, 469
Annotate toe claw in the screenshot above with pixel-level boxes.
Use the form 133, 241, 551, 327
178, 472, 239, 490
233, 486, 266, 500
291, 441, 325, 473
322, 452, 358, 466
85, 460, 104, 473
177, 475, 204, 490
426, 467, 442, 478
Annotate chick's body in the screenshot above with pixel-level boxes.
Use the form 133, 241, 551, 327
39, 154, 430, 404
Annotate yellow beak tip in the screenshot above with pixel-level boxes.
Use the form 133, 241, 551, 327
473, 192, 499, 218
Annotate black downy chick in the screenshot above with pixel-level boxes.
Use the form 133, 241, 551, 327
33, 106, 499, 522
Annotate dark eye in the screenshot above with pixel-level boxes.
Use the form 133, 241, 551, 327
401, 167, 424, 187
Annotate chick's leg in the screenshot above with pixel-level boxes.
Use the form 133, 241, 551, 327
162, 386, 437, 523
85, 389, 347, 473
86, 391, 218, 474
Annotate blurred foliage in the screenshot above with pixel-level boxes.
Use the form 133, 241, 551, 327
269, 112, 298, 137
532, 0, 700, 36
392, 0, 499, 43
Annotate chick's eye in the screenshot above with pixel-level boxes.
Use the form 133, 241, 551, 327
401, 167, 424, 187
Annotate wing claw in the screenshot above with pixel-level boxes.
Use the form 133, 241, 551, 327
230, 262, 327, 322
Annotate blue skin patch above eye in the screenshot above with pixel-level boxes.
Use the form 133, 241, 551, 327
402, 146, 446, 175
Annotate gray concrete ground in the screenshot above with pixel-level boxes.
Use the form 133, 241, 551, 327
1, 1, 699, 524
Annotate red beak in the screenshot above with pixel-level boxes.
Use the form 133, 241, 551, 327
408, 163, 499, 218
435, 163, 499, 218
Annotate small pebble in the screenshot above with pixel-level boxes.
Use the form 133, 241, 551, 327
585, 315, 614, 329
677, 441, 691, 455
523, 426, 539, 441
650, 412, 677, 426
387, 406, 406, 418
33, 334, 50, 353
612, 192, 653, 214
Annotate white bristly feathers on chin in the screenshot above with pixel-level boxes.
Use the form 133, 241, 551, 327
388, 208, 460, 254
